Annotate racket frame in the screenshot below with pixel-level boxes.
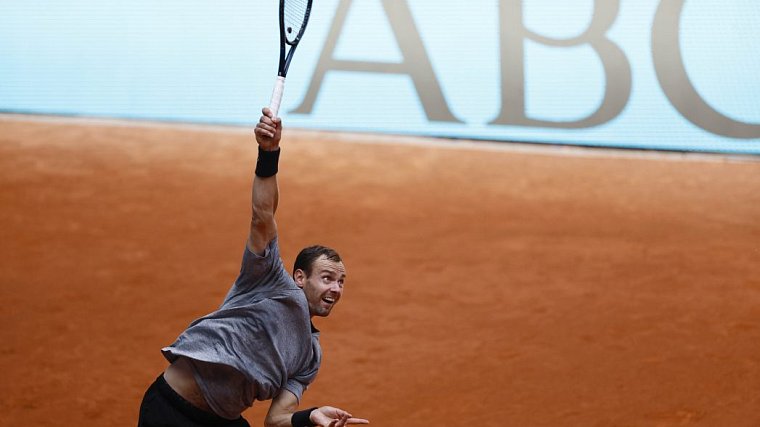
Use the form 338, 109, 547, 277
270, 0, 313, 117
278, 0, 313, 77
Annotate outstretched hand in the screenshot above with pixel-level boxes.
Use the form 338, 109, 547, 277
254, 107, 282, 151
310, 406, 370, 427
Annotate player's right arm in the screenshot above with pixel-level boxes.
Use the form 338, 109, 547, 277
248, 107, 282, 255
265, 390, 369, 427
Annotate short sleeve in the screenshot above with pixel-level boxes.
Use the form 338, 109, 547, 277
284, 378, 309, 403
221, 237, 293, 306
283, 335, 321, 403
240, 238, 281, 284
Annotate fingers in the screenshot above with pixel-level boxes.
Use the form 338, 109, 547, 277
258, 114, 279, 129
315, 406, 369, 427
257, 114, 281, 134
255, 107, 282, 140
255, 125, 276, 140
261, 107, 282, 124
336, 415, 369, 427
334, 413, 350, 427
256, 120, 276, 132
328, 413, 369, 427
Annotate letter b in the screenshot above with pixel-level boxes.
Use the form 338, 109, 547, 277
490, 0, 632, 129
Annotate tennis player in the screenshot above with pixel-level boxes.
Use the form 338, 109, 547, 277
137, 108, 369, 427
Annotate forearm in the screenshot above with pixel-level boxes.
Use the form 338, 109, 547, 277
249, 152, 280, 254
264, 412, 289, 427
252, 172, 279, 221
267, 397, 369, 427
266, 405, 320, 427
265, 390, 300, 427
264, 409, 300, 427
249, 108, 282, 254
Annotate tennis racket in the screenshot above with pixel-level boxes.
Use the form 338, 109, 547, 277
269, 0, 314, 118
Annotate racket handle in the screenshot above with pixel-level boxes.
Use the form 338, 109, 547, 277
269, 76, 286, 118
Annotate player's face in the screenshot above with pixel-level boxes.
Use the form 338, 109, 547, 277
296, 255, 346, 317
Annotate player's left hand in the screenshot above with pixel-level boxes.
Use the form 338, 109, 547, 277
310, 406, 369, 427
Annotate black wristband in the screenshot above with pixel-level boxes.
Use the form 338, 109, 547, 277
255, 147, 281, 178
291, 407, 318, 427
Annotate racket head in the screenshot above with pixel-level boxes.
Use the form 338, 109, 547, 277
280, 0, 313, 46
277, 0, 313, 76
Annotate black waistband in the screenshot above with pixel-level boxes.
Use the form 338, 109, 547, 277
154, 374, 241, 426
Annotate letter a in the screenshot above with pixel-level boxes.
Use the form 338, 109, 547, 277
291, 0, 462, 123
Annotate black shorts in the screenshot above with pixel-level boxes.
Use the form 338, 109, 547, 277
138, 374, 250, 427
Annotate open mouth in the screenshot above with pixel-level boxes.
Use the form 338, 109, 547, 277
322, 296, 336, 305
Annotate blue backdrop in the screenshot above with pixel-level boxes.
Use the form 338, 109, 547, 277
1, 0, 759, 154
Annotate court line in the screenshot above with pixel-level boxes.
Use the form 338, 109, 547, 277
1, 113, 757, 164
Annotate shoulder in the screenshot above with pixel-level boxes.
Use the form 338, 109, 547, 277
243, 236, 282, 266
222, 237, 295, 303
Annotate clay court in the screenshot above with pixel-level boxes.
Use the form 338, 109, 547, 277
1, 115, 759, 426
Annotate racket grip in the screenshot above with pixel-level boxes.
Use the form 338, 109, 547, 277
269, 76, 286, 118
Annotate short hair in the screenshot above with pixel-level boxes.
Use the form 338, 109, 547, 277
293, 245, 342, 277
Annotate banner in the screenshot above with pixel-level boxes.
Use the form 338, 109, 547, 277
1, 0, 758, 154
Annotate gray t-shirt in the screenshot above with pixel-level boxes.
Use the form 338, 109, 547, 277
162, 238, 321, 419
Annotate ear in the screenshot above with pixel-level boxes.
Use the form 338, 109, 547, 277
293, 269, 306, 288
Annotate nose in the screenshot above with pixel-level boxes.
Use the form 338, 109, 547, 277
330, 281, 342, 293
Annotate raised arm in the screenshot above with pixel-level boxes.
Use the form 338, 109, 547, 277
249, 107, 282, 255
265, 390, 369, 427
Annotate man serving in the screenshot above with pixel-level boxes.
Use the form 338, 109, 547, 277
138, 108, 369, 427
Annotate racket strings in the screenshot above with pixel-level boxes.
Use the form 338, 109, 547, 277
283, 0, 310, 43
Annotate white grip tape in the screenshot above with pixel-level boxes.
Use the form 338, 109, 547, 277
269, 76, 286, 118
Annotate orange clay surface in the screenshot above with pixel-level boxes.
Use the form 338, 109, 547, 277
1, 115, 760, 427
